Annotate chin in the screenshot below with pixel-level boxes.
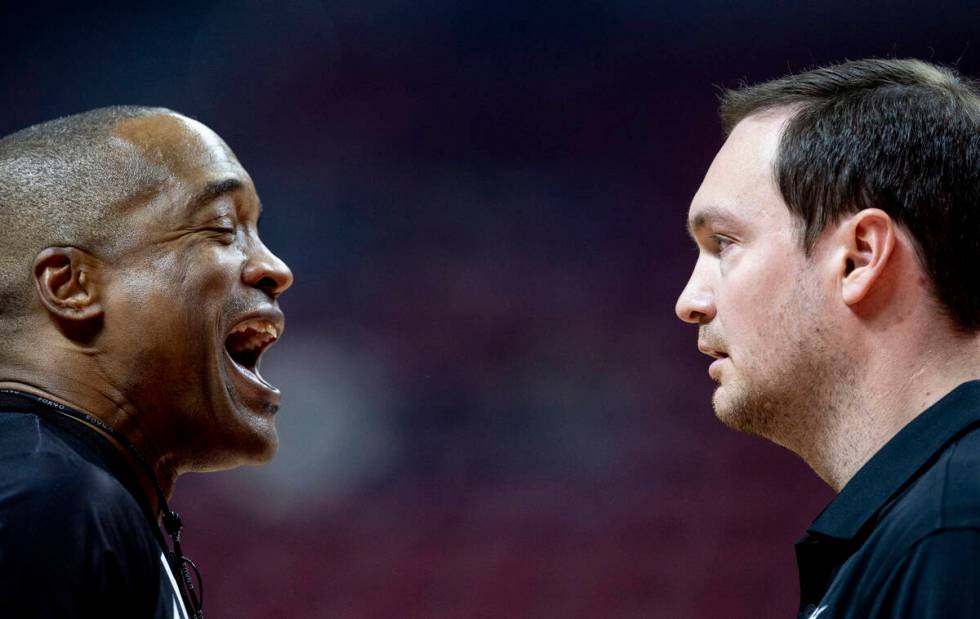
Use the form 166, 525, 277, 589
246, 429, 279, 464
712, 378, 789, 442
194, 434, 278, 472
711, 381, 732, 415
190, 398, 280, 472
711, 382, 754, 434
712, 388, 739, 429
227, 407, 280, 465
208, 353, 282, 464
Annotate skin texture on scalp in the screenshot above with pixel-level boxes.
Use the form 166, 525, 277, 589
0, 107, 292, 499
0, 107, 170, 329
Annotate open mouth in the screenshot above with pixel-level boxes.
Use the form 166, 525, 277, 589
224, 318, 281, 389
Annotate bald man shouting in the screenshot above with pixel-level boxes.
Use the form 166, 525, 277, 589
0, 107, 293, 618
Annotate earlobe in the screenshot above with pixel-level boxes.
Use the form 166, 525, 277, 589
32, 247, 104, 325
840, 209, 896, 306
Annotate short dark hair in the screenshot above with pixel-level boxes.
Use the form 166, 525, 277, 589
720, 58, 980, 331
0, 106, 172, 331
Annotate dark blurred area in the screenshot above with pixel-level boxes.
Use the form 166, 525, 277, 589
2, 1, 978, 617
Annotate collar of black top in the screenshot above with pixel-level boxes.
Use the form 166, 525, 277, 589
807, 380, 980, 540
0, 389, 163, 544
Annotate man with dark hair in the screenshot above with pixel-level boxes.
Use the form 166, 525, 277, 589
676, 58, 980, 617
0, 107, 293, 617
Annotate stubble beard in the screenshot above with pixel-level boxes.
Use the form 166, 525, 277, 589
711, 282, 854, 455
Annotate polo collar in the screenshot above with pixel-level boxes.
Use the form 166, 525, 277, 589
807, 380, 980, 541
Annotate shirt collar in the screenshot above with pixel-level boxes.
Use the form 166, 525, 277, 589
0, 389, 163, 545
807, 380, 980, 541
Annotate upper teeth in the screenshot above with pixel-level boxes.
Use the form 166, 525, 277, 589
229, 319, 279, 340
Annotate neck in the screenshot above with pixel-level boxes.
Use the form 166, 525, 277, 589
797, 331, 980, 491
0, 378, 178, 503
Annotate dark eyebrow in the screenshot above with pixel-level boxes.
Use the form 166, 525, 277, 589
687, 205, 740, 240
186, 177, 243, 213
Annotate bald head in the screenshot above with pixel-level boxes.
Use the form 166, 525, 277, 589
0, 106, 177, 328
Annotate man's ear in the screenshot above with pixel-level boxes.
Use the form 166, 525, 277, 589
838, 209, 897, 306
32, 247, 104, 326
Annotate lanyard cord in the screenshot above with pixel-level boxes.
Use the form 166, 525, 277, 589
0, 389, 204, 619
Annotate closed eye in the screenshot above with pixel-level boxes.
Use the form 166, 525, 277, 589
204, 224, 236, 244
203, 215, 237, 238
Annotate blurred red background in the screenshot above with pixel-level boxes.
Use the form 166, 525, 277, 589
2, 1, 976, 616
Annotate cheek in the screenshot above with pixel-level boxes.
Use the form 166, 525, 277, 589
198, 245, 245, 289
114, 247, 241, 338
159, 245, 243, 300
717, 255, 801, 345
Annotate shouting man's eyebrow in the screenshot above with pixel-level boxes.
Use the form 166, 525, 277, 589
187, 177, 243, 213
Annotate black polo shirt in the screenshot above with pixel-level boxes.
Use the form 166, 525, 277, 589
795, 380, 980, 618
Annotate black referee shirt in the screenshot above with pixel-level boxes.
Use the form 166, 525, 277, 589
795, 380, 980, 618
0, 390, 190, 618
